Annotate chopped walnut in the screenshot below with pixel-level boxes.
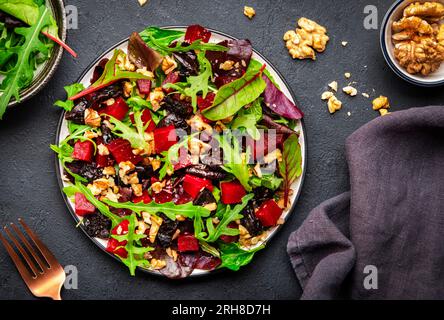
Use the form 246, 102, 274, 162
84, 108, 101, 128
341, 41, 348, 47
219, 60, 235, 71
362, 92, 370, 98
342, 86, 357, 96
83, 130, 98, 140
166, 247, 178, 261
131, 183, 143, 197
244, 6, 256, 19
321, 91, 334, 100
123, 81, 133, 97
328, 81, 338, 92
136, 220, 148, 235
150, 258, 166, 270
97, 144, 109, 156
372, 96, 390, 110
203, 203, 217, 211
161, 56, 177, 75
149, 87, 164, 111
327, 95, 342, 114
151, 181, 166, 194
103, 166, 116, 176
138, 0, 148, 7
344, 72, 351, 79
136, 67, 154, 78
88, 178, 114, 196
117, 53, 136, 72
283, 17, 329, 60
149, 215, 163, 243
187, 115, 213, 134
379, 109, 390, 116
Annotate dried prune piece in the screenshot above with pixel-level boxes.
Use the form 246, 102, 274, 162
65, 161, 103, 182
118, 187, 133, 202
157, 216, 179, 248
161, 96, 193, 118
193, 189, 216, 207
185, 164, 226, 181
241, 204, 263, 236
135, 165, 154, 180
157, 113, 189, 130
253, 187, 274, 206
82, 213, 111, 239
101, 123, 114, 144
173, 51, 199, 77
0, 11, 26, 28
65, 99, 87, 124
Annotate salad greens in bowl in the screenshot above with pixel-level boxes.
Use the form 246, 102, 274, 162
0, 0, 72, 119
52, 25, 306, 278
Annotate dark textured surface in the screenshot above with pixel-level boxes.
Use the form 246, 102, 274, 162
0, 0, 443, 300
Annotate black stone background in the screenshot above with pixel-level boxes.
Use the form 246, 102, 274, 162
0, 0, 443, 300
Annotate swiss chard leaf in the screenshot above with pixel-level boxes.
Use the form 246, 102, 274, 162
278, 134, 302, 207
68, 50, 151, 101
102, 199, 211, 222
219, 242, 264, 271
0, 5, 52, 119
202, 63, 266, 121
0, 0, 39, 26
54, 83, 85, 111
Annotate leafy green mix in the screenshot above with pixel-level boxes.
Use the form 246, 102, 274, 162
52, 25, 303, 276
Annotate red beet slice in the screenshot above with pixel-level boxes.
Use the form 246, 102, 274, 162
74, 192, 96, 216
72, 141, 94, 162
255, 199, 283, 227
99, 97, 129, 121
220, 181, 246, 205
184, 25, 211, 43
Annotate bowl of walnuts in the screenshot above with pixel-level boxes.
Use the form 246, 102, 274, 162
381, 0, 444, 86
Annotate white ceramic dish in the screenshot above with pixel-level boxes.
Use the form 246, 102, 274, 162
381, 0, 444, 86
55, 26, 307, 277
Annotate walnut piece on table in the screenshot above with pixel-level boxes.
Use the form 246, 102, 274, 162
244, 6, 256, 19
283, 17, 329, 60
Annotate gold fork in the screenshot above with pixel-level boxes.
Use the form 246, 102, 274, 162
0, 218, 66, 300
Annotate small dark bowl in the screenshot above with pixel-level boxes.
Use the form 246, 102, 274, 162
7, 0, 67, 108
380, 0, 444, 87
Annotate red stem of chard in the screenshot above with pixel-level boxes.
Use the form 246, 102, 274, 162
42, 31, 78, 58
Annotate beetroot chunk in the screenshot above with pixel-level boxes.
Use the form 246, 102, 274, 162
136, 79, 151, 95
72, 141, 94, 162
177, 234, 200, 252
153, 125, 178, 154
99, 97, 129, 121
107, 138, 142, 164
184, 25, 211, 43
255, 199, 283, 227
220, 181, 246, 205
75, 192, 96, 216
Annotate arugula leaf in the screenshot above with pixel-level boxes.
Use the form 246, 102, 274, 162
219, 242, 264, 271
54, 83, 85, 111
0, 5, 52, 119
139, 27, 184, 55
213, 132, 252, 192
102, 199, 211, 222
108, 113, 149, 151
199, 241, 221, 258
202, 63, 266, 121
250, 174, 283, 191
278, 134, 302, 207
68, 50, 151, 101
112, 214, 153, 276
0, 0, 39, 26
164, 51, 212, 110
197, 194, 253, 243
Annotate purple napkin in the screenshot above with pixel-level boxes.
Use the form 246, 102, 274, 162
288, 106, 444, 300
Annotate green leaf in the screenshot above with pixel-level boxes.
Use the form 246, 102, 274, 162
250, 174, 283, 191
230, 99, 263, 141
278, 134, 302, 207
108, 113, 149, 150
102, 199, 211, 222
249, 58, 280, 89
219, 242, 264, 271
199, 241, 220, 258
165, 51, 213, 110
139, 27, 184, 55
0, 6, 52, 119
0, 0, 40, 25
112, 214, 153, 276
197, 194, 253, 243
69, 50, 152, 101
202, 63, 266, 121
213, 132, 252, 192
54, 83, 85, 111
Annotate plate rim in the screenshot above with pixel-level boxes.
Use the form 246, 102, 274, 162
54, 25, 308, 278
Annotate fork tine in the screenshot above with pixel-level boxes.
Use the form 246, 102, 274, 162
18, 218, 59, 268
0, 231, 34, 282
11, 223, 47, 272
4, 225, 40, 277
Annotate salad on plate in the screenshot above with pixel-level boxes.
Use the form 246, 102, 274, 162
52, 25, 304, 278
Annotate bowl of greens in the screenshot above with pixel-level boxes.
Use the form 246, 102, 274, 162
0, 0, 68, 119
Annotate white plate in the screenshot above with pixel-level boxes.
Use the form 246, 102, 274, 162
55, 26, 307, 277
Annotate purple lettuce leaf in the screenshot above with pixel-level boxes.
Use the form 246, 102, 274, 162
262, 75, 304, 120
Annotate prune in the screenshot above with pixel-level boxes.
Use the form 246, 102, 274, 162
100, 123, 114, 144
157, 216, 179, 248
118, 187, 133, 202
193, 189, 216, 208
173, 51, 198, 77
157, 113, 189, 130
135, 165, 154, 180
241, 204, 263, 236
87, 83, 123, 109
65, 99, 87, 124
253, 187, 274, 206
178, 220, 194, 235
185, 164, 226, 180
82, 213, 111, 239
161, 96, 193, 118
0, 11, 25, 28
65, 161, 103, 182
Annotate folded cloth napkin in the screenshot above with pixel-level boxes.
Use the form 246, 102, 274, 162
287, 106, 444, 300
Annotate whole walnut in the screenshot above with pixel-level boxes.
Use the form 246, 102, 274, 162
403, 1, 444, 22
